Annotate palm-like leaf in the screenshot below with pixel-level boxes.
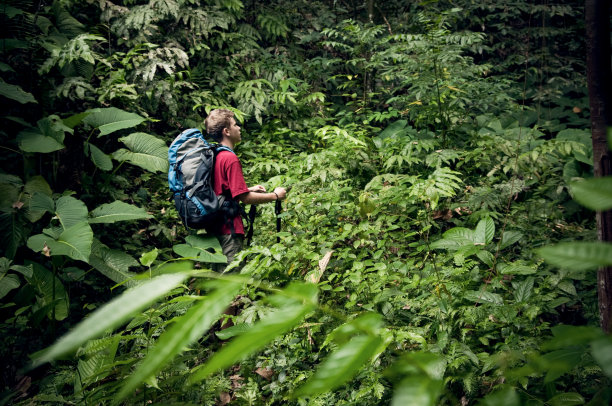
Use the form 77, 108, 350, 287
32, 267, 193, 367
117, 279, 241, 402
83, 107, 146, 136
112, 132, 169, 173
89, 201, 152, 224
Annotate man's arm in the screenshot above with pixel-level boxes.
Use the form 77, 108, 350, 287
237, 187, 286, 204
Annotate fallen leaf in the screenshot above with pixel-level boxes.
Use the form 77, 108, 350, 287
255, 367, 274, 380
218, 392, 231, 405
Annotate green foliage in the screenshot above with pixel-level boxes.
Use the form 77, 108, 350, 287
32, 265, 193, 367
0, 0, 607, 405
172, 235, 227, 264
0, 80, 37, 104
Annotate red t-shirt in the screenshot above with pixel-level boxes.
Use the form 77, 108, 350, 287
214, 150, 249, 235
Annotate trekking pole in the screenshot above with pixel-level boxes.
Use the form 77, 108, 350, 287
275, 199, 282, 243
246, 205, 256, 246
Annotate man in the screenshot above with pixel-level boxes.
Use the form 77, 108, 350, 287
205, 109, 287, 271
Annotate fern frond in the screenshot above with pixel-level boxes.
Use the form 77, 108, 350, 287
39, 34, 105, 74
426, 149, 461, 168
257, 13, 289, 39
410, 167, 463, 209
150, 0, 180, 19
135, 45, 189, 81
55, 76, 96, 101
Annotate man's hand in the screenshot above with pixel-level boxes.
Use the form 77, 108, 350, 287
238, 186, 287, 204
273, 187, 287, 200
248, 185, 266, 193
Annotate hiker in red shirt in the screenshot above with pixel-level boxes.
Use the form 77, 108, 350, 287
205, 109, 287, 271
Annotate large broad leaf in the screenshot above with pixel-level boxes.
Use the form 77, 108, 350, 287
0, 176, 21, 211
23, 176, 53, 222
538, 242, 612, 271
29, 193, 55, 219
89, 201, 152, 224
497, 262, 536, 275
543, 325, 603, 350
464, 290, 503, 305
112, 132, 169, 173
294, 334, 384, 397
117, 280, 241, 402
477, 386, 520, 406
388, 352, 447, 380
373, 120, 412, 148
546, 393, 585, 406
187, 283, 318, 386
32, 268, 192, 367
173, 235, 226, 263
0, 212, 30, 259
391, 376, 443, 406
540, 348, 584, 383
570, 178, 612, 211
0, 81, 37, 104
430, 238, 471, 250
443, 227, 475, 242
27, 221, 93, 263
17, 116, 71, 153
474, 217, 495, 245
26, 262, 69, 321
89, 240, 139, 288
55, 195, 89, 229
87, 143, 113, 171
63, 111, 92, 129
0, 273, 20, 300
512, 277, 534, 303
499, 230, 523, 250
83, 107, 146, 136
431, 227, 476, 250
591, 337, 612, 379
17, 129, 64, 153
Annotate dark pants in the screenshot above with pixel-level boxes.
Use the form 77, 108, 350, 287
213, 234, 244, 273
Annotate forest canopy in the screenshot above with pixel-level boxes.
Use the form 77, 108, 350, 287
1, 0, 612, 405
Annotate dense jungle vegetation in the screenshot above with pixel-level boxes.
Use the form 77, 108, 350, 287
1, 0, 612, 404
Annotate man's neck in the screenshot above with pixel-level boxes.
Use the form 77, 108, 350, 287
220, 139, 235, 150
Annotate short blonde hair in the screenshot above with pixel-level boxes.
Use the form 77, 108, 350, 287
205, 109, 235, 142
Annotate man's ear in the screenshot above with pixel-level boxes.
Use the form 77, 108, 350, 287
221, 127, 230, 137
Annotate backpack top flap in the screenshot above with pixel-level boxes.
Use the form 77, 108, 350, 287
168, 128, 208, 192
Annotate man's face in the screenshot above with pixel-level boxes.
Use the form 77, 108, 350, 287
227, 118, 241, 143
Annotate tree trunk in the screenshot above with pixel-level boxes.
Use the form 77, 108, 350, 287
366, 0, 374, 23
585, 0, 612, 333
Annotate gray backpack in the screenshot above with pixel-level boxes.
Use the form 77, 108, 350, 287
167, 128, 235, 230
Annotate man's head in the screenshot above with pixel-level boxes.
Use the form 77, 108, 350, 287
205, 109, 238, 142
